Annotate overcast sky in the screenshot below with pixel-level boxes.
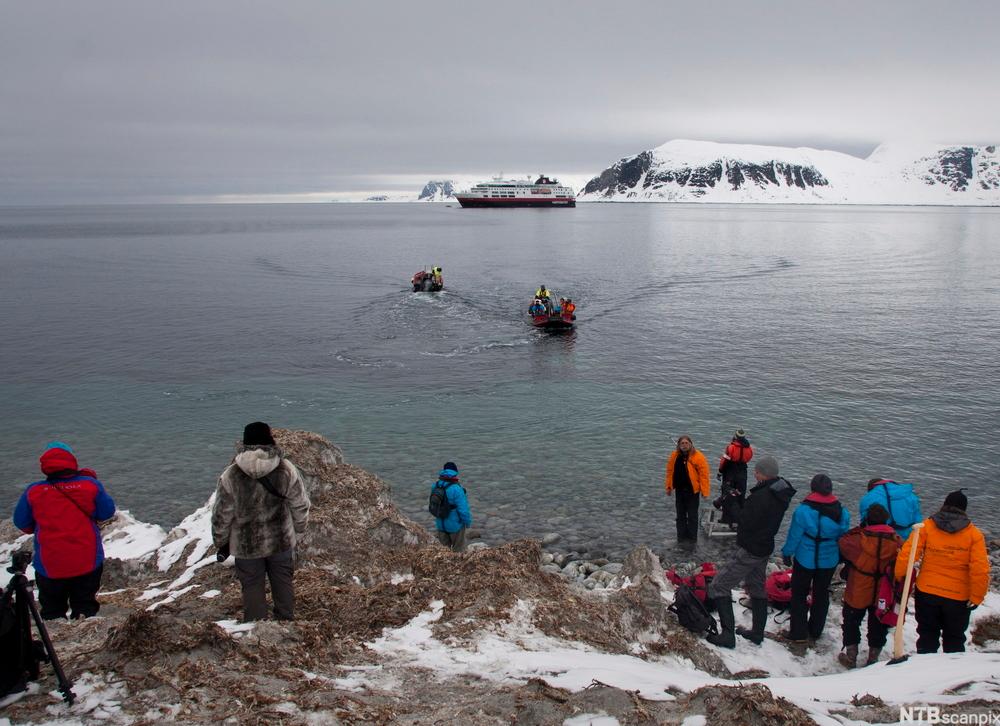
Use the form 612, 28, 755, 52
1, 1, 998, 204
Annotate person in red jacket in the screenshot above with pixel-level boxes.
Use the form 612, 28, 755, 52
664, 435, 711, 544
12, 442, 116, 619
715, 429, 753, 525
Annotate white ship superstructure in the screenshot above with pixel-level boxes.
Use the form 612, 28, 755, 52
455, 175, 576, 207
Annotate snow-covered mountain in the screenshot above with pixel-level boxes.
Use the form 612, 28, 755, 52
417, 180, 456, 201
579, 139, 1000, 205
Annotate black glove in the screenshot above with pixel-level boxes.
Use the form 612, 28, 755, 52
967, 601, 979, 611
216, 544, 230, 562
782, 554, 793, 567
716, 472, 723, 481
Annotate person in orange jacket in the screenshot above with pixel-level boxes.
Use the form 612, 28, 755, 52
664, 435, 711, 544
837, 503, 903, 668
894, 489, 990, 653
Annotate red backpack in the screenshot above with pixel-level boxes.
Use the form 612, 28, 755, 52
665, 562, 717, 604
764, 568, 817, 611
765, 569, 793, 608
873, 560, 908, 626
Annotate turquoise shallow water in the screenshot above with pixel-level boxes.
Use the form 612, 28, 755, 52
2, 203, 998, 558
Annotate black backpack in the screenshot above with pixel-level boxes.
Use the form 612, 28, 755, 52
669, 584, 719, 635
428, 481, 456, 520
0, 589, 43, 698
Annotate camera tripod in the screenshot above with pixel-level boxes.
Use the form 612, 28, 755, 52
2, 554, 75, 704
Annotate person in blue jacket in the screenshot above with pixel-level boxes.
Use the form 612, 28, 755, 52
859, 478, 922, 540
13, 441, 116, 619
780, 473, 850, 643
430, 462, 472, 552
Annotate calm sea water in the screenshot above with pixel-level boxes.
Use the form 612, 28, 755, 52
2, 202, 998, 559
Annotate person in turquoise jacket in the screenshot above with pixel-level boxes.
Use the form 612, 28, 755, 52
859, 478, 922, 540
430, 462, 472, 552
780, 474, 851, 642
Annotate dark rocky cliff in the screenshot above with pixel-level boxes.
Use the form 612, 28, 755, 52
922, 145, 1000, 192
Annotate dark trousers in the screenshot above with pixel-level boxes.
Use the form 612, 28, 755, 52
718, 484, 745, 525
708, 547, 769, 600
436, 527, 468, 553
675, 488, 700, 542
718, 466, 747, 524
35, 565, 103, 620
842, 603, 890, 649
914, 589, 972, 653
674, 489, 701, 542
234, 549, 295, 622
788, 562, 835, 640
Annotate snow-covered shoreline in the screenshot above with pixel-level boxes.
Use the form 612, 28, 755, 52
2, 429, 998, 725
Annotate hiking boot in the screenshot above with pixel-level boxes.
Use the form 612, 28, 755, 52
838, 645, 859, 669
864, 647, 882, 666
778, 629, 808, 644
736, 597, 768, 645
705, 597, 736, 649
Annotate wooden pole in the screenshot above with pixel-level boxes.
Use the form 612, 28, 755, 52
890, 522, 924, 664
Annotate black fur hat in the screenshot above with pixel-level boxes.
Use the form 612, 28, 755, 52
243, 421, 275, 446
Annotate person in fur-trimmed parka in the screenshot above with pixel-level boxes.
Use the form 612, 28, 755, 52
211, 422, 310, 621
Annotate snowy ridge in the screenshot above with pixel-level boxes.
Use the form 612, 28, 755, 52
364, 593, 1000, 724
580, 139, 1000, 205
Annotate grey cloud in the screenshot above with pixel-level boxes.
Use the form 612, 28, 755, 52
1, 0, 997, 203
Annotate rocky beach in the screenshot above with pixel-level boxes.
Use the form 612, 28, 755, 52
2, 429, 999, 726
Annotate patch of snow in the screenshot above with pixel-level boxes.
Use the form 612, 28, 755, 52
681, 717, 707, 726
0, 533, 34, 588
155, 498, 214, 572
200, 589, 222, 599
0, 680, 41, 709
146, 584, 199, 611
709, 587, 1000, 678
215, 619, 256, 636
367, 599, 692, 699
100, 510, 167, 562
390, 573, 414, 584
37, 672, 127, 722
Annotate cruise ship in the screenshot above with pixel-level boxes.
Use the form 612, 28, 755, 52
455, 175, 576, 208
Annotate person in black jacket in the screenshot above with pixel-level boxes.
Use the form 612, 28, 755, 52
706, 455, 796, 648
